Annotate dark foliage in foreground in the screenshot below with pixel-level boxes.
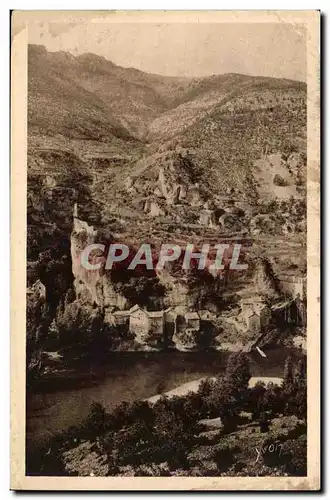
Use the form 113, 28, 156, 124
26, 354, 307, 477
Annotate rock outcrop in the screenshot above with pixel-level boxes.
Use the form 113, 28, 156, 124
158, 167, 180, 206
70, 212, 127, 312
254, 258, 280, 299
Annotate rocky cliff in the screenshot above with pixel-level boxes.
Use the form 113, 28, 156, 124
70, 215, 128, 311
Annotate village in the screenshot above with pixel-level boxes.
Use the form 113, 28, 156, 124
102, 265, 307, 351
27, 265, 306, 352
26, 205, 307, 354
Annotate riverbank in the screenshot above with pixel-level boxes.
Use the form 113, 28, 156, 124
26, 348, 304, 452
147, 376, 283, 403
29, 346, 304, 393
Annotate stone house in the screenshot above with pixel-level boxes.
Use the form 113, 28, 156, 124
246, 312, 261, 333
253, 302, 272, 328
199, 310, 216, 321
107, 303, 208, 345
129, 305, 150, 342
184, 312, 200, 331
112, 310, 130, 326
129, 305, 164, 344
240, 293, 271, 332
147, 311, 165, 336
27, 279, 46, 301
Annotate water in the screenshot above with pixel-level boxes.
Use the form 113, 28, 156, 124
26, 348, 304, 452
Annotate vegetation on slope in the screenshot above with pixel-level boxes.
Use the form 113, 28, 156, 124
26, 354, 307, 477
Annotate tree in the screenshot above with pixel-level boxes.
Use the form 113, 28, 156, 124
197, 378, 216, 417
203, 355, 252, 431
151, 395, 201, 467
225, 352, 251, 394
258, 411, 270, 432
246, 382, 267, 419
262, 383, 284, 418
283, 358, 307, 420
282, 436, 307, 476
293, 358, 307, 387
129, 400, 155, 428
111, 401, 133, 430
213, 442, 240, 473
84, 402, 111, 438
113, 419, 156, 466
283, 356, 294, 387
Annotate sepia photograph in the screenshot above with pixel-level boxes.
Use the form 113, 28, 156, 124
10, 10, 320, 490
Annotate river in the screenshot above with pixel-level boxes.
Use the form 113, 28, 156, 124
26, 348, 304, 453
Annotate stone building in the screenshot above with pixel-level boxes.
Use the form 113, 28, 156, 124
147, 311, 165, 336
27, 279, 46, 301
129, 305, 151, 342
112, 310, 130, 326
107, 301, 210, 346
239, 293, 271, 332
199, 310, 216, 321
277, 275, 307, 300
129, 305, 164, 344
246, 312, 261, 334
184, 312, 200, 331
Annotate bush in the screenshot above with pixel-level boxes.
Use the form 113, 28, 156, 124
213, 442, 240, 473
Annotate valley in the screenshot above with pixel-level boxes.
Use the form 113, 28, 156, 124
26, 44, 307, 373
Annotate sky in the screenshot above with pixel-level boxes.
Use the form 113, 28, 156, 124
28, 21, 307, 81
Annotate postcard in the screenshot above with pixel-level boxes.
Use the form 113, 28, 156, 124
11, 10, 320, 490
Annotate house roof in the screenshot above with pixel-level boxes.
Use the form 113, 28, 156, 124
129, 305, 164, 318
148, 311, 164, 318
247, 312, 260, 319
113, 310, 130, 316
199, 309, 212, 316
129, 304, 145, 314
185, 312, 200, 320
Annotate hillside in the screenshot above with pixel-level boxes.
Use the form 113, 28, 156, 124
28, 44, 192, 140
27, 44, 307, 257
27, 355, 307, 477
26, 45, 307, 362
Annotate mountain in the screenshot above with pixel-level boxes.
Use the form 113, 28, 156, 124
27, 43, 307, 254
28, 44, 191, 140
26, 45, 307, 360
28, 43, 307, 233
28, 44, 306, 143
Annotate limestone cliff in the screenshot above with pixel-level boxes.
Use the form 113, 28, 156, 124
70, 214, 127, 312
